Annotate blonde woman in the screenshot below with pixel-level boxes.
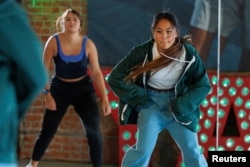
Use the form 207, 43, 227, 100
26, 8, 111, 167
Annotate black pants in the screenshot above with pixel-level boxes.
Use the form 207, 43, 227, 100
31, 75, 102, 167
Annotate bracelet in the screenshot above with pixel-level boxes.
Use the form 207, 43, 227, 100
42, 89, 50, 95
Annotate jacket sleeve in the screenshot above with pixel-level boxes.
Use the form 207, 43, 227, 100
0, 1, 48, 119
107, 47, 148, 107
170, 45, 211, 116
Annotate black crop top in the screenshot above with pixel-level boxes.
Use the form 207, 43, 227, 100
53, 34, 88, 79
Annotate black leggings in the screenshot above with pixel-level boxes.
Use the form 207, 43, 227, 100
31, 76, 102, 167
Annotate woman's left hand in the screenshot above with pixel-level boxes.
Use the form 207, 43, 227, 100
101, 98, 112, 116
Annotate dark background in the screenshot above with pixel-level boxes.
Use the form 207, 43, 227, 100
88, 0, 243, 71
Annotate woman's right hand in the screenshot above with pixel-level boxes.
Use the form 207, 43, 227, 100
45, 93, 57, 111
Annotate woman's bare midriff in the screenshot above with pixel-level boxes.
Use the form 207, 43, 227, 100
58, 75, 86, 82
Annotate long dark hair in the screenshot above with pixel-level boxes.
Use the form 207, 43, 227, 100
125, 11, 192, 82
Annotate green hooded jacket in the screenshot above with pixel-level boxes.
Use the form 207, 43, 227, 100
108, 38, 211, 132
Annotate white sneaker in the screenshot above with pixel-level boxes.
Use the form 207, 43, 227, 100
25, 162, 32, 167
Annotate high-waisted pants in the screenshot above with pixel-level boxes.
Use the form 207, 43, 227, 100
31, 76, 102, 167
121, 89, 208, 167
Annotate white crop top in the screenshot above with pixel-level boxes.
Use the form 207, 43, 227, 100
147, 42, 186, 89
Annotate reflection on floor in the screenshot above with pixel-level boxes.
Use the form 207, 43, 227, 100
18, 159, 117, 167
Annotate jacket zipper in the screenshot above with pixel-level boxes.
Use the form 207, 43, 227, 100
171, 55, 195, 125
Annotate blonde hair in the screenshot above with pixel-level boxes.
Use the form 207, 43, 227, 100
55, 8, 83, 34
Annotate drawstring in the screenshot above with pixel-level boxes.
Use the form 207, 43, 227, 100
142, 54, 148, 88
160, 52, 191, 63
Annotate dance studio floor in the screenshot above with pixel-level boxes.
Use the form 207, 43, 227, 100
18, 159, 117, 167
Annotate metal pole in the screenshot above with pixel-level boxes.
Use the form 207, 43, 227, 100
216, 0, 221, 150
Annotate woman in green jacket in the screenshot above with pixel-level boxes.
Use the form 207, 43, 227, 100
108, 11, 211, 167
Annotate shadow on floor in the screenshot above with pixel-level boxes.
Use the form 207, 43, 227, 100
18, 159, 117, 167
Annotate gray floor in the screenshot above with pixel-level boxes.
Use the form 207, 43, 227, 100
18, 159, 117, 167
